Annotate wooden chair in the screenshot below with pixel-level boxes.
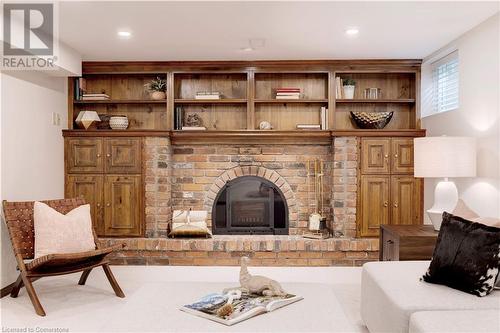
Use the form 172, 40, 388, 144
2, 198, 125, 316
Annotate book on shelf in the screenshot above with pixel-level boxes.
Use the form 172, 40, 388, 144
174, 106, 183, 130
180, 290, 303, 326
81, 93, 110, 101
275, 95, 300, 99
195, 91, 222, 100
320, 106, 329, 130
296, 124, 321, 130
181, 126, 207, 131
276, 88, 301, 99
335, 77, 344, 99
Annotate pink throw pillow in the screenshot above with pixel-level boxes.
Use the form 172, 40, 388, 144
34, 201, 96, 258
472, 217, 500, 228
452, 199, 479, 220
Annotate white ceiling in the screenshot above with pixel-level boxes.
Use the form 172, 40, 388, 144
59, 1, 499, 61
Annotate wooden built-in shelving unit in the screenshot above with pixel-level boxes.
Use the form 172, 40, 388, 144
67, 60, 422, 137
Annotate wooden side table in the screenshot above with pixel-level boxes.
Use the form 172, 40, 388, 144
379, 225, 439, 261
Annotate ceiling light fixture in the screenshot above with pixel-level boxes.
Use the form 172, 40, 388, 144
117, 31, 132, 38
345, 28, 359, 36
241, 47, 254, 52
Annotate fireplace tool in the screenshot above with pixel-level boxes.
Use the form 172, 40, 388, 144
304, 159, 329, 239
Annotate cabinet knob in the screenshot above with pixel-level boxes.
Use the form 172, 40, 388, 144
394, 202, 399, 208
106, 203, 111, 207
96, 203, 101, 208
383, 201, 388, 207
394, 154, 398, 158
384, 154, 389, 158
106, 154, 111, 158
97, 153, 101, 157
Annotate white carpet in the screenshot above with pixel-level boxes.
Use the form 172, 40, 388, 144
1, 266, 367, 333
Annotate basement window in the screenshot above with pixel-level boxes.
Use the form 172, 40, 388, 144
432, 50, 459, 114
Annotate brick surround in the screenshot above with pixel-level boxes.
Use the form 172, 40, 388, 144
108, 136, 378, 267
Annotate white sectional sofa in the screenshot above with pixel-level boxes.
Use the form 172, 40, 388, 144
361, 261, 500, 333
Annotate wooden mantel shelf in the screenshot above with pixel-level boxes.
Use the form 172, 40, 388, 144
62, 129, 425, 144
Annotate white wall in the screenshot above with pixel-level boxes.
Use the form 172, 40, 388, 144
421, 14, 500, 220
0, 71, 68, 288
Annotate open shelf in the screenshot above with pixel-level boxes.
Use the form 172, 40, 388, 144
75, 99, 166, 104
336, 99, 415, 103
174, 99, 247, 104
255, 99, 328, 104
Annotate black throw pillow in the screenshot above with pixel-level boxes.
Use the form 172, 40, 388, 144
422, 212, 500, 297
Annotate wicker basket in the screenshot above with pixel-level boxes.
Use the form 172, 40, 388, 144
350, 111, 394, 129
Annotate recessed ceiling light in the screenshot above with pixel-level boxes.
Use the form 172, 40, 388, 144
345, 28, 359, 36
117, 31, 132, 38
241, 47, 254, 52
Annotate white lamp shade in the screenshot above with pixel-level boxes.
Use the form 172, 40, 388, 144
414, 136, 476, 178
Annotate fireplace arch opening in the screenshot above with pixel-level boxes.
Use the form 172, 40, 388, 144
212, 176, 289, 235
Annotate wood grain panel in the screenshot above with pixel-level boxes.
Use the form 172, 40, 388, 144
66, 138, 103, 173
359, 175, 390, 237
255, 104, 324, 130
360, 138, 390, 174
66, 175, 104, 235
104, 138, 142, 174
391, 176, 422, 226
104, 175, 141, 236
391, 138, 414, 174
174, 73, 247, 99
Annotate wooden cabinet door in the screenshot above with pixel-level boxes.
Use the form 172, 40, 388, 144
391, 138, 415, 174
103, 175, 142, 236
359, 175, 390, 237
104, 138, 142, 174
391, 176, 423, 226
361, 138, 391, 174
66, 175, 104, 235
66, 138, 103, 173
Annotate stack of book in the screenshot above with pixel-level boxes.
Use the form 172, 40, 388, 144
275, 88, 301, 99
195, 91, 222, 100
74, 77, 86, 100
81, 93, 110, 101
296, 124, 321, 130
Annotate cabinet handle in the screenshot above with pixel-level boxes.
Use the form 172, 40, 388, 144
106, 154, 111, 158
96, 203, 101, 208
387, 240, 394, 244
383, 201, 388, 207
394, 154, 398, 158
384, 154, 389, 158
394, 202, 399, 208
106, 203, 111, 207
97, 153, 101, 157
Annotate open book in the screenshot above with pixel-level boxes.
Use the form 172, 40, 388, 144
180, 290, 303, 326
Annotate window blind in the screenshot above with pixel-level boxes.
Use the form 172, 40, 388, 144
432, 50, 459, 113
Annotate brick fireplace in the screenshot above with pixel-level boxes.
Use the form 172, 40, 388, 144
102, 135, 379, 266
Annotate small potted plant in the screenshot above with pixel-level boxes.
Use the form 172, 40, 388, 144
145, 77, 167, 100
343, 79, 356, 99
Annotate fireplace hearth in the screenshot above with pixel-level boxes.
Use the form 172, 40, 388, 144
212, 176, 288, 235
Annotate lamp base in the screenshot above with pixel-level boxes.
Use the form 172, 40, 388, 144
427, 179, 459, 231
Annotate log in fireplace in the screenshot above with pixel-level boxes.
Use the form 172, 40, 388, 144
212, 176, 288, 235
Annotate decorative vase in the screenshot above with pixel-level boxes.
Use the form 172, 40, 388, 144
109, 116, 129, 130
343, 85, 355, 99
150, 91, 166, 100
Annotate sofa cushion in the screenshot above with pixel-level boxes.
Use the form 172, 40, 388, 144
361, 261, 500, 333
409, 310, 500, 333
422, 212, 500, 296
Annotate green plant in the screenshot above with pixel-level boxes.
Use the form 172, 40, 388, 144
343, 79, 356, 86
144, 77, 167, 92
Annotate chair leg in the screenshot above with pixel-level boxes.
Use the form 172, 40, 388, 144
102, 264, 125, 298
78, 269, 93, 285
21, 275, 46, 316
10, 274, 24, 298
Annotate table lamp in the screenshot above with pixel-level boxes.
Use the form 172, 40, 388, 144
414, 136, 476, 230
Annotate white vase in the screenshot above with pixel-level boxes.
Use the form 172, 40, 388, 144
343, 85, 355, 99
109, 116, 129, 130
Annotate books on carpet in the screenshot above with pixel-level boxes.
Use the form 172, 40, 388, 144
181, 291, 303, 326
195, 91, 222, 100
275, 88, 301, 99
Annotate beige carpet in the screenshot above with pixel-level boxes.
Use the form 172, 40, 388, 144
1, 266, 367, 333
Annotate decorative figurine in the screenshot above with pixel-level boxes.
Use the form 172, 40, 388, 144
259, 121, 273, 130
185, 113, 203, 127
237, 257, 287, 296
